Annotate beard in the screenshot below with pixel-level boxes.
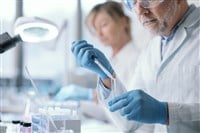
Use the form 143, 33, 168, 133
145, 1, 177, 36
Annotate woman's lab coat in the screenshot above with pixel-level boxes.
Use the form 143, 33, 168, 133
110, 40, 140, 89
96, 6, 200, 133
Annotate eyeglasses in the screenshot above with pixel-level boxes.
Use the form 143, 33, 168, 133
123, 0, 164, 11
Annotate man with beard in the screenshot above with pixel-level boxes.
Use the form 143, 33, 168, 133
71, 0, 200, 132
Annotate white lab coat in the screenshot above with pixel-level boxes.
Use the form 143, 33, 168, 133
110, 40, 140, 89
108, 41, 155, 132
96, 6, 200, 133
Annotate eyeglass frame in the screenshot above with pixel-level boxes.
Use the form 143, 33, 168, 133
123, 0, 164, 11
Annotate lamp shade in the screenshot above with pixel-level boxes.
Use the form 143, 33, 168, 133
14, 17, 58, 43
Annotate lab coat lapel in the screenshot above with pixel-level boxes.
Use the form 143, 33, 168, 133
156, 28, 187, 77
156, 7, 200, 77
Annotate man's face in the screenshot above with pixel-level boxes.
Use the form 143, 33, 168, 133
134, 0, 177, 36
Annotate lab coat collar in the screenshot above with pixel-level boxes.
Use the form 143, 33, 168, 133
181, 5, 200, 29
156, 6, 200, 77
110, 39, 137, 62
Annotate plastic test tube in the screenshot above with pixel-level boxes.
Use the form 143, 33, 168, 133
94, 59, 115, 79
94, 59, 118, 99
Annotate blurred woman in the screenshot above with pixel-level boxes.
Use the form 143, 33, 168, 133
85, 1, 139, 88
55, 1, 153, 132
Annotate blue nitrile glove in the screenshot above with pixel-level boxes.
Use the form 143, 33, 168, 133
108, 90, 168, 124
53, 84, 93, 101
71, 40, 114, 79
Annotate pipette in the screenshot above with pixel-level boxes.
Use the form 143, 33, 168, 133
94, 58, 115, 79
94, 58, 118, 99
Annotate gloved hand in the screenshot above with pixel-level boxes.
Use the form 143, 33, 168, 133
53, 84, 93, 101
71, 40, 114, 79
108, 90, 168, 124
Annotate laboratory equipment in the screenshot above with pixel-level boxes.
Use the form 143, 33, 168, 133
0, 16, 59, 53
14, 16, 58, 43
94, 59, 115, 80
0, 121, 7, 133
32, 101, 81, 133
0, 120, 21, 133
12, 120, 21, 133
21, 122, 31, 133
94, 58, 119, 99
0, 32, 22, 53
25, 66, 81, 132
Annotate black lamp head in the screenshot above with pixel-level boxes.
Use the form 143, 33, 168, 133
0, 32, 22, 53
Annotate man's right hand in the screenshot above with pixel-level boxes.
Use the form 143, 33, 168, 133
71, 40, 114, 79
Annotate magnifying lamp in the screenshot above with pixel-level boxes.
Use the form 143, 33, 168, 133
14, 17, 58, 43
0, 16, 59, 53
